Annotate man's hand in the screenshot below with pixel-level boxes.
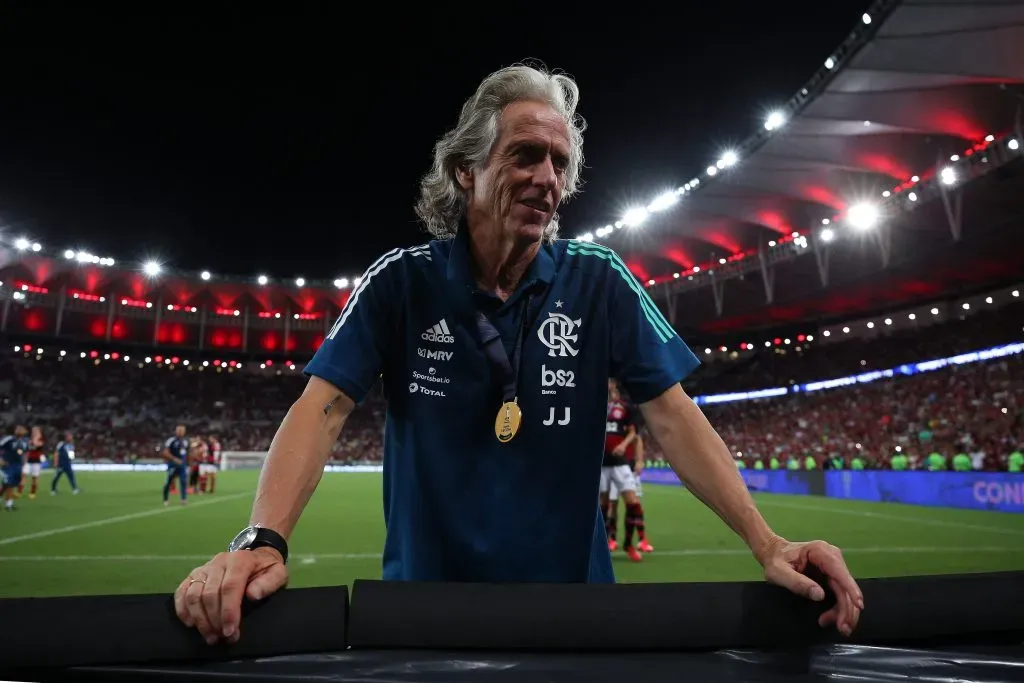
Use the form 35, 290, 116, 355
612, 443, 627, 456
173, 547, 288, 645
757, 537, 863, 636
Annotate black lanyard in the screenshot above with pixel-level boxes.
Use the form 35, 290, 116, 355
474, 294, 533, 403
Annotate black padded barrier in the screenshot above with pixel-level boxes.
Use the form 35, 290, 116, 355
1, 571, 1022, 682
0, 584, 348, 669
347, 570, 1024, 650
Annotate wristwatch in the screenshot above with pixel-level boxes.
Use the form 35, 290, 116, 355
228, 525, 289, 564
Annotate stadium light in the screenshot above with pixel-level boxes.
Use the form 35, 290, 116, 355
820, 228, 835, 242
647, 191, 678, 213
578, 232, 594, 242
1009, 139, 1020, 151
142, 261, 161, 277
621, 207, 648, 228
718, 150, 739, 168
847, 202, 879, 231
940, 167, 956, 185
64, 249, 75, 259
862, 13, 871, 24
764, 111, 786, 131
334, 277, 348, 289
31, 243, 41, 252
257, 275, 268, 286
14, 237, 29, 251
200, 271, 211, 281
295, 277, 305, 287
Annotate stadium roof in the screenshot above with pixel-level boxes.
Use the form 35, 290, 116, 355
584, 0, 1024, 336
1, 0, 1022, 343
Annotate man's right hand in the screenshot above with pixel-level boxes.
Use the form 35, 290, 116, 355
173, 547, 289, 644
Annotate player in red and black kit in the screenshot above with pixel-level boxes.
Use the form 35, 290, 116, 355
199, 434, 221, 494
188, 437, 203, 494
19, 426, 45, 499
608, 425, 654, 553
599, 379, 647, 562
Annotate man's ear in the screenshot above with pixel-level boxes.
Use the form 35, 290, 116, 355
455, 164, 474, 191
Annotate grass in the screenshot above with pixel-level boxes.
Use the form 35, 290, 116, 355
1, 471, 1022, 598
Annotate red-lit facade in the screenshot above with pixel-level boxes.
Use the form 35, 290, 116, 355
0, 263, 346, 359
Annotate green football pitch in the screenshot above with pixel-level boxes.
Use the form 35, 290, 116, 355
1, 471, 1022, 598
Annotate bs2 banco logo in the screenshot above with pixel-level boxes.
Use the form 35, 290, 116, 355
540, 364, 575, 394
537, 311, 581, 358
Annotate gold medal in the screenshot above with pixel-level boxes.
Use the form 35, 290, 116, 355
495, 400, 523, 443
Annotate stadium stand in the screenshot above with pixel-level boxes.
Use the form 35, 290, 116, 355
2, 298, 1020, 472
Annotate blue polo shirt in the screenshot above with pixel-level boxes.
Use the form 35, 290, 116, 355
305, 229, 700, 583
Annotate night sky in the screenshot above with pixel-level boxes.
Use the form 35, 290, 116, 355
0, 1, 871, 281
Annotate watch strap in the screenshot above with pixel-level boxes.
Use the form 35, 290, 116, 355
248, 527, 289, 564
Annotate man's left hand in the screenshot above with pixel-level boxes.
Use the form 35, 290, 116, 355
758, 537, 863, 637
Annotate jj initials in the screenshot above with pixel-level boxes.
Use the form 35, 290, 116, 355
543, 407, 572, 426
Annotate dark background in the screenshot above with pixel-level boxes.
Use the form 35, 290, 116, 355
0, 1, 871, 280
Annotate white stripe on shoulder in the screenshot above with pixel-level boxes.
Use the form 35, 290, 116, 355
327, 244, 432, 340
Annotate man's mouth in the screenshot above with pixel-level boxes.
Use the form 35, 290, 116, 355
519, 198, 551, 212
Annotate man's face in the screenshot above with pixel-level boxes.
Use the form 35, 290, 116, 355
460, 100, 570, 244
608, 380, 620, 402
14, 425, 27, 438
176, 425, 186, 438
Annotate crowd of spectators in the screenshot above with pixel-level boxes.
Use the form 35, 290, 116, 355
1, 300, 1021, 471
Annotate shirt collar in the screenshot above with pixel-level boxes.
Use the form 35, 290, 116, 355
446, 223, 556, 296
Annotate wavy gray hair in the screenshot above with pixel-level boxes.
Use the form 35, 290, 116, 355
415, 63, 586, 241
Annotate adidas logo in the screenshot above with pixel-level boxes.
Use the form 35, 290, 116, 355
421, 318, 455, 344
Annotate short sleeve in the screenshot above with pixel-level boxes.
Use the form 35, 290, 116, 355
607, 260, 700, 404
303, 249, 404, 404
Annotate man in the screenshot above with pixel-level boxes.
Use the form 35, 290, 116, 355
0, 425, 29, 511
50, 430, 80, 495
188, 437, 204, 494
203, 434, 222, 494
608, 419, 653, 555
162, 425, 190, 506
175, 64, 862, 646
601, 378, 646, 561
19, 426, 45, 499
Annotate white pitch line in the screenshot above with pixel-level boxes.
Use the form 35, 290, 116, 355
755, 498, 1024, 537
0, 546, 1018, 562
0, 492, 250, 547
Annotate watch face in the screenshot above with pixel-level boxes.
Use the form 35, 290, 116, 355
228, 526, 258, 552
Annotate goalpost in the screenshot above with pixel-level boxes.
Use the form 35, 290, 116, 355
220, 451, 268, 470
220, 451, 383, 473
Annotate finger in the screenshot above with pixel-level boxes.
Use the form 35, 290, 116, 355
832, 577, 861, 635
809, 544, 864, 610
831, 584, 856, 636
765, 562, 825, 602
173, 576, 196, 627
184, 578, 217, 643
201, 564, 227, 638
219, 554, 252, 639
246, 560, 289, 601
818, 604, 839, 629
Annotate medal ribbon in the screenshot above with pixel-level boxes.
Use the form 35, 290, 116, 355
474, 294, 533, 404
